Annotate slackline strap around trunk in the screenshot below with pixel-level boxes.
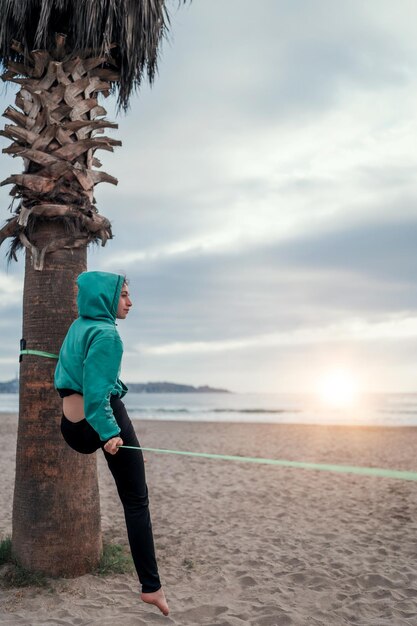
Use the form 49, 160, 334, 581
118, 445, 417, 482
19, 338, 58, 361
19, 349, 59, 359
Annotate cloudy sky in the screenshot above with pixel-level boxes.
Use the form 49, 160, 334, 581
1, 0, 417, 394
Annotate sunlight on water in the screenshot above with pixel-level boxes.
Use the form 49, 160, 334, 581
316, 369, 359, 410
124, 392, 417, 427
1, 392, 417, 427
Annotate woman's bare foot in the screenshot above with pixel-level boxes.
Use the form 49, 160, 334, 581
141, 587, 169, 616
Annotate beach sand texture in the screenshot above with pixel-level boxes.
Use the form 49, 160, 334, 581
1, 414, 417, 625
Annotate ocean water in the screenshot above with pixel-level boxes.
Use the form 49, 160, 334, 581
1, 392, 417, 427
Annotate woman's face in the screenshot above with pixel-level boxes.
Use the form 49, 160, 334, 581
116, 283, 132, 319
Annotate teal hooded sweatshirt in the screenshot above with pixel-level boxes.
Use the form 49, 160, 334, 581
54, 271, 128, 441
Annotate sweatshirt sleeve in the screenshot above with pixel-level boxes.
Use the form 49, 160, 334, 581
83, 331, 122, 441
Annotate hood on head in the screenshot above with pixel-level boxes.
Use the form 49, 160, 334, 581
77, 271, 125, 321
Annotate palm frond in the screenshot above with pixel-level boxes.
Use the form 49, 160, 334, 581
0, 0, 189, 110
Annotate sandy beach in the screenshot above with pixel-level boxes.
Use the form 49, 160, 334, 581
1, 413, 417, 625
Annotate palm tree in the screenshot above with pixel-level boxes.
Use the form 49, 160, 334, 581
0, 0, 188, 577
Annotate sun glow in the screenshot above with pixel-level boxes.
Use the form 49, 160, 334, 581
317, 370, 359, 408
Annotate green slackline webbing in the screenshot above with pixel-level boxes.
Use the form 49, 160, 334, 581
118, 445, 417, 482
20, 349, 59, 359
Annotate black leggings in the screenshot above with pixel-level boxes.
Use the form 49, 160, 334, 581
60, 396, 161, 593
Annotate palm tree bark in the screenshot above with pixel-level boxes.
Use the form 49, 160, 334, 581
0, 0, 191, 580
0, 38, 117, 577
0, 37, 117, 265
12, 220, 102, 575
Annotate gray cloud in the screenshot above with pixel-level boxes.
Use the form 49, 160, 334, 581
92, 213, 416, 361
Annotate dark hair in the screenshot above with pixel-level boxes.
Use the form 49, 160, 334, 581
116, 271, 129, 285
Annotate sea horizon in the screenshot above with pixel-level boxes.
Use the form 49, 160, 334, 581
1, 391, 417, 427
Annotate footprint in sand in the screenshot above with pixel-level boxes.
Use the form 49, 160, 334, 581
250, 614, 293, 626
238, 575, 257, 589
356, 573, 400, 590
176, 604, 228, 621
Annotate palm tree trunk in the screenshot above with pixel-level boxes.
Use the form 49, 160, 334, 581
0, 37, 120, 576
12, 220, 102, 576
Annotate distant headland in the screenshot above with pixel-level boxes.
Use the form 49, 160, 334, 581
126, 382, 230, 393
0, 378, 18, 393
0, 378, 230, 394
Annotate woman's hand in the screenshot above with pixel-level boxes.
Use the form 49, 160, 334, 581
104, 436, 123, 455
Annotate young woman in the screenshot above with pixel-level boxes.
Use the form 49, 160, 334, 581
54, 270, 169, 617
